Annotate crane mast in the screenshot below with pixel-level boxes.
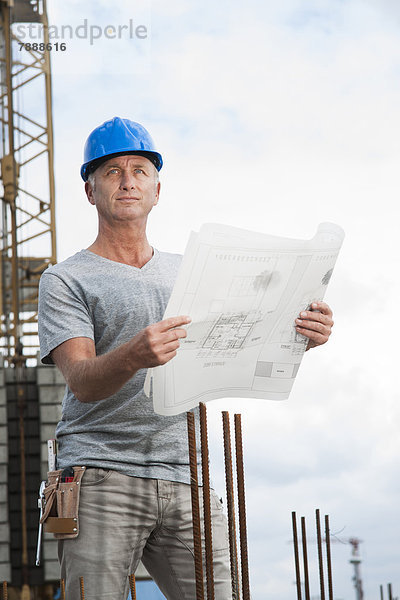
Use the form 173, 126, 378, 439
0, 0, 56, 366
349, 538, 364, 600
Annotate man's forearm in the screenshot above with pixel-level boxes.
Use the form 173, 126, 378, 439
53, 315, 191, 403
64, 340, 140, 403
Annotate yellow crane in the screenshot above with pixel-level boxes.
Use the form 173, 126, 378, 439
0, 2, 56, 598
0, 0, 56, 367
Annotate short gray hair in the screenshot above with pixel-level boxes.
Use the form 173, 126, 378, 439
87, 171, 96, 190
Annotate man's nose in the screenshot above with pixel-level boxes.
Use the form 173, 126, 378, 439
119, 172, 136, 189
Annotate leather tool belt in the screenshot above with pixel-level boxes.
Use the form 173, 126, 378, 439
40, 466, 86, 539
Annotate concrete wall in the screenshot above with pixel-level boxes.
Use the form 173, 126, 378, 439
36, 364, 65, 582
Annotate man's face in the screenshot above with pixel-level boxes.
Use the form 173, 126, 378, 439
85, 154, 160, 225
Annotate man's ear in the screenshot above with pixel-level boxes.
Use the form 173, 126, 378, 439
85, 181, 95, 205
153, 181, 161, 207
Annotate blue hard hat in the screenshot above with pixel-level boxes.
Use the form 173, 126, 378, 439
80, 117, 163, 181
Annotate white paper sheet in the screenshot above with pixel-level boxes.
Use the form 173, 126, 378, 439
145, 222, 344, 415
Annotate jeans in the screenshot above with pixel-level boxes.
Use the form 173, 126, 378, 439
59, 468, 232, 599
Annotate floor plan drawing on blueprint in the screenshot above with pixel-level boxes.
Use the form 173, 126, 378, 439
144, 222, 345, 415
195, 310, 263, 361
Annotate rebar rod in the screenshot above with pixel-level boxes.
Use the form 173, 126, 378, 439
222, 411, 240, 600
2, 581, 8, 600
129, 573, 137, 600
79, 576, 85, 600
316, 509, 326, 600
388, 583, 393, 600
380, 585, 384, 600
60, 579, 65, 600
187, 411, 205, 600
301, 517, 311, 600
234, 413, 250, 600
291, 512, 303, 600
199, 403, 215, 600
324, 515, 333, 600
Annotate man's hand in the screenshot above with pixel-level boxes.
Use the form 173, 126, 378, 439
295, 302, 333, 351
51, 315, 191, 403
129, 315, 191, 369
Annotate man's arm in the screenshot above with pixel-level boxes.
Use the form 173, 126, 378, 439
295, 301, 334, 351
51, 315, 191, 403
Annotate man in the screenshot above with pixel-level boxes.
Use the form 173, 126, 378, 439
38, 117, 334, 599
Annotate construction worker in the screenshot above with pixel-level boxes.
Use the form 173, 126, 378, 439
38, 117, 334, 599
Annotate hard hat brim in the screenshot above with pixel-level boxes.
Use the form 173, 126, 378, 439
81, 150, 163, 181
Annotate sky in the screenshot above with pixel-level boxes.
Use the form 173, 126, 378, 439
24, 0, 400, 598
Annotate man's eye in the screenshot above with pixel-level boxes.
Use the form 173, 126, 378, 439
134, 168, 144, 174
108, 169, 119, 174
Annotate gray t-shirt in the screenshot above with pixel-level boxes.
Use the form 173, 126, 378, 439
38, 248, 198, 484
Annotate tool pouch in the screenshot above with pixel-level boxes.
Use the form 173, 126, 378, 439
40, 466, 86, 539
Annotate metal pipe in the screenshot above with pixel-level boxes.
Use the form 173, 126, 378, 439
291, 511, 302, 600
234, 413, 250, 600
301, 517, 311, 600
315, 509, 325, 600
222, 411, 240, 600
187, 411, 205, 600
129, 573, 137, 600
199, 403, 215, 600
324, 515, 333, 600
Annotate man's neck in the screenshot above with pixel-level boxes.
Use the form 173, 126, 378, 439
87, 226, 154, 268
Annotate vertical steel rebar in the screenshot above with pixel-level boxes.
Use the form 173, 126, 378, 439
388, 583, 393, 600
187, 411, 205, 600
2, 581, 8, 600
222, 411, 240, 600
60, 579, 65, 600
315, 509, 326, 600
301, 517, 311, 600
129, 573, 137, 600
79, 576, 85, 600
234, 413, 250, 600
199, 403, 215, 600
291, 512, 303, 600
324, 515, 333, 600
380, 585, 384, 600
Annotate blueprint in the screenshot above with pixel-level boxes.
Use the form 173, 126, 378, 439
144, 222, 345, 416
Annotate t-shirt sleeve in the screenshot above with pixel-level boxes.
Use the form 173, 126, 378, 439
38, 271, 95, 364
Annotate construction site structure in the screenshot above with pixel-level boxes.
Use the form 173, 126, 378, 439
0, 0, 56, 367
349, 538, 364, 600
0, 1, 58, 597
